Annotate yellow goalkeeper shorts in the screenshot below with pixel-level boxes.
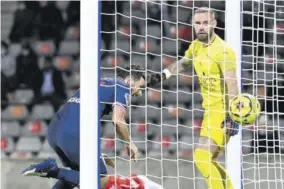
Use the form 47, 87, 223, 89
200, 109, 230, 151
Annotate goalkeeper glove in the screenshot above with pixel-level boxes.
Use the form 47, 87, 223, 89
147, 69, 172, 87
221, 116, 239, 136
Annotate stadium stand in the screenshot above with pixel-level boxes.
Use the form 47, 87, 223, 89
1, 1, 80, 160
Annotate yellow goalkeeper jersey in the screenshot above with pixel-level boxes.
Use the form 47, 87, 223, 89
184, 34, 237, 110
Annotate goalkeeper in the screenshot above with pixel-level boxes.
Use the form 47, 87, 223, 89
148, 7, 239, 189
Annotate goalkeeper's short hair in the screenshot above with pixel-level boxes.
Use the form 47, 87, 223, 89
194, 7, 216, 19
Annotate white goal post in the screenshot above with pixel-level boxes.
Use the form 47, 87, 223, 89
225, 0, 242, 188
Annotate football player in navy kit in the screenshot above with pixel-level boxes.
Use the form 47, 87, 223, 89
21, 65, 146, 189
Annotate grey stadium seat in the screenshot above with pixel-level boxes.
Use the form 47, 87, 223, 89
162, 38, 179, 55
64, 26, 80, 40
102, 122, 115, 137
56, 1, 69, 10
162, 91, 177, 105
134, 38, 160, 54
38, 139, 56, 159
111, 40, 130, 55
31, 104, 54, 120
132, 137, 148, 152
21, 121, 47, 136
178, 136, 195, 153
1, 138, 15, 152
33, 41, 55, 56
129, 121, 148, 138
1, 105, 29, 120
141, 25, 161, 38
151, 136, 177, 152
16, 137, 42, 152
14, 89, 34, 104
58, 40, 80, 55
9, 43, 22, 57
41, 139, 54, 152
1, 121, 20, 137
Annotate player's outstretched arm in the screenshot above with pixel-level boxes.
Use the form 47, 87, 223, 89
147, 57, 189, 87
112, 105, 139, 161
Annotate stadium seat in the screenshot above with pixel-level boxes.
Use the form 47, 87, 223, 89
162, 38, 180, 55
162, 90, 177, 105
178, 123, 192, 137
148, 88, 161, 105
1, 151, 7, 159
10, 152, 33, 159
178, 135, 195, 157
41, 139, 53, 152
130, 120, 148, 138
177, 6, 192, 23
1, 138, 14, 152
102, 122, 115, 137
162, 121, 177, 136
101, 55, 124, 68
100, 69, 115, 78
53, 56, 71, 70
21, 121, 47, 136
31, 104, 54, 120
132, 136, 148, 152
9, 43, 22, 57
151, 136, 177, 153
162, 106, 180, 120
242, 55, 254, 70
134, 38, 160, 54
242, 71, 253, 85
64, 26, 80, 40
150, 56, 162, 72
58, 40, 80, 55
1, 121, 20, 137
193, 92, 203, 103
56, 1, 69, 10
242, 130, 253, 154
33, 41, 55, 56
16, 137, 42, 152
178, 90, 192, 106
141, 25, 161, 38
162, 76, 178, 89
192, 104, 204, 119
38, 139, 56, 159
101, 137, 123, 156
13, 89, 34, 104
146, 106, 161, 123
1, 105, 29, 120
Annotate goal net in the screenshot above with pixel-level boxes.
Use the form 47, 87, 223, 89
100, 1, 284, 189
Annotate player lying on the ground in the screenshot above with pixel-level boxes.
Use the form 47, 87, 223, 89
21, 65, 145, 189
100, 154, 164, 189
148, 7, 239, 189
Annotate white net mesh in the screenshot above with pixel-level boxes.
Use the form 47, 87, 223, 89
100, 1, 284, 189
241, 1, 284, 189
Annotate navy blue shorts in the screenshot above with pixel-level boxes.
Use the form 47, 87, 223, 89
48, 114, 107, 175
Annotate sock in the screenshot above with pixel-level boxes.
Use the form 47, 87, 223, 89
212, 160, 233, 189
56, 168, 79, 187
194, 149, 225, 189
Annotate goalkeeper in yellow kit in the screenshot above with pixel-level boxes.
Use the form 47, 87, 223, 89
147, 7, 240, 189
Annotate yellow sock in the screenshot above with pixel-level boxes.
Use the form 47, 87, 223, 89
212, 160, 233, 189
194, 149, 224, 189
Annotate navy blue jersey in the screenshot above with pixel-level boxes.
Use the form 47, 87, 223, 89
54, 78, 130, 138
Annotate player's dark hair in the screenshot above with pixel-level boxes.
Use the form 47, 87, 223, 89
194, 7, 216, 19
117, 64, 145, 81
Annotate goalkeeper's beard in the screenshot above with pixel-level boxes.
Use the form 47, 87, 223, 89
196, 28, 213, 43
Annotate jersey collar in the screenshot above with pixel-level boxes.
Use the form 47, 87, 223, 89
198, 34, 217, 47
